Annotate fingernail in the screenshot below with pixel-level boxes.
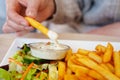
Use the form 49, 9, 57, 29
27, 11, 32, 16
27, 11, 36, 18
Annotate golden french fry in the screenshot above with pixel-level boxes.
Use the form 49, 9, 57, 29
100, 63, 111, 72
103, 43, 113, 63
58, 61, 66, 80
77, 48, 89, 55
65, 49, 73, 62
25, 17, 49, 36
66, 67, 72, 74
64, 74, 79, 80
95, 44, 106, 54
63, 43, 120, 80
113, 51, 120, 77
88, 70, 106, 80
67, 57, 89, 74
71, 55, 84, 66
76, 56, 120, 80
75, 69, 87, 77
106, 63, 114, 73
76, 72, 95, 80
88, 51, 102, 63
86, 77, 95, 80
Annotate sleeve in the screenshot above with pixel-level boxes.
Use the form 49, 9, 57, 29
51, 0, 83, 24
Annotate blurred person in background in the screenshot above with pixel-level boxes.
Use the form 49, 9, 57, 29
2, 0, 120, 36
0, 0, 6, 33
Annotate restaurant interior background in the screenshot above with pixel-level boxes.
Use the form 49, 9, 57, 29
0, 0, 6, 33
1, 0, 120, 37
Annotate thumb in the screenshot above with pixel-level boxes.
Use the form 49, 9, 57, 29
26, 0, 40, 18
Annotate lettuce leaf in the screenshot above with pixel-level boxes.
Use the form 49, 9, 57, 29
25, 68, 36, 80
0, 68, 11, 80
39, 72, 48, 80
48, 64, 58, 80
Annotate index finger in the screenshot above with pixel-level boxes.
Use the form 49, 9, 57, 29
7, 10, 29, 26
6, 0, 29, 26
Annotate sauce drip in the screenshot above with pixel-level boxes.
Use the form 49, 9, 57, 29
47, 30, 63, 49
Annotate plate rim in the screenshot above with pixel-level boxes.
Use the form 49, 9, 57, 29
1, 37, 120, 66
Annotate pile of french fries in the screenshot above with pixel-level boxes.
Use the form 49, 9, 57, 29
58, 43, 120, 80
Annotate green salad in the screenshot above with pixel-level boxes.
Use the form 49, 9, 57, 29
0, 44, 58, 80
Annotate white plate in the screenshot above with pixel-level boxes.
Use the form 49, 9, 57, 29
0, 38, 120, 66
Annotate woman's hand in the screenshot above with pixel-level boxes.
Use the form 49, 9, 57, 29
3, 0, 55, 36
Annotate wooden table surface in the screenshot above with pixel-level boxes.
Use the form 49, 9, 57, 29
0, 33, 120, 63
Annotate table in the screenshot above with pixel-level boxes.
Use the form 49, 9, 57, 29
0, 33, 120, 63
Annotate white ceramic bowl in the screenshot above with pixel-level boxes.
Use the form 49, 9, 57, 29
29, 42, 70, 60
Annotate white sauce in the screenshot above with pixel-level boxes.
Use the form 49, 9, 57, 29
30, 42, 69, 60
48, 30, 58, 41
47, 30, 64, 49
31, 42, 68, 50
30, 31, 70, 60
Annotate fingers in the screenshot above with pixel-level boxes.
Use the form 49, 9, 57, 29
3, 23, 35, 36
2, 21, 34, 34
4, 0, 34, 35
4, 0, 54, 36
6, 0, 29, 26
16, 26, 35, 36
7, 20, 26, 31
31, 0, 55, 22
8, 10, 29, 27
16, 30, 29, 36
18, 0, 27, 7
3, 18, 33, 33
6, 0, 29, 31
2, 22, 16, 33
26, 0, 41, 18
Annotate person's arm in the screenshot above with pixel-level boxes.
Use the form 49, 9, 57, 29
87, 22, 120, 37
3, 0, 55, 36
51, 0, 82, 24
